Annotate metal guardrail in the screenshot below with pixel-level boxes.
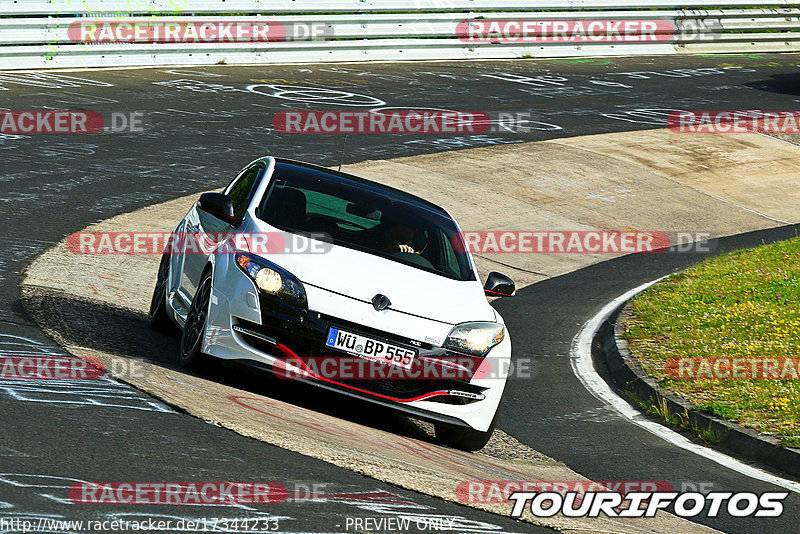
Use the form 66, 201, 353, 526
0, 2, 799, 69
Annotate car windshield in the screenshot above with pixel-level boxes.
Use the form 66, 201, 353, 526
257, 161, 474, 281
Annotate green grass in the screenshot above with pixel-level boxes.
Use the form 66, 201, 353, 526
623, 236, 800, 448
625, 391, 722, 445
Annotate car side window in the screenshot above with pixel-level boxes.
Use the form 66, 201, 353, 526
225, 165, 262, 223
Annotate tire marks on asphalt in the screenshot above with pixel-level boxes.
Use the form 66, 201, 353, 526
0, 334, 171, 412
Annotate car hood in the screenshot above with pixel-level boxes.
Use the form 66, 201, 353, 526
243, 229, 494, 326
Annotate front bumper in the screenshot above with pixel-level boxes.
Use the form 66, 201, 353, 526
203, 263, 510, 432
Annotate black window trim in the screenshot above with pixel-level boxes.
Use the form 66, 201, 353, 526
224, 162, 265, 228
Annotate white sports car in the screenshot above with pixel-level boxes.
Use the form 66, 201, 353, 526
149, 156, 515, 450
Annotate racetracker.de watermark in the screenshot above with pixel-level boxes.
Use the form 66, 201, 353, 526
273, 109, 572, 135
273, 110, 491, 134
0, 356, 103, 380
70, 482, 287, 505
0, 111, 147, 134
68, 20, 332, 43
453, 231, 716, 254
270, 355, 535, 381
456, 19, 675, 43
67, 232, 331, 255
667, 357, 800, 380
667, 111, 800, 133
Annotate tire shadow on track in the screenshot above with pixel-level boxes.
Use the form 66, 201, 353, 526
20, 286, 553, 466
746, 73, 800, 96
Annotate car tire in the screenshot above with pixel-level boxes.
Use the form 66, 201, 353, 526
149, 253, 173, 332
435, 417, 496, 452
180, 271, 213, 369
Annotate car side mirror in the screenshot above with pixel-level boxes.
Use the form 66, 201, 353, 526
197, 192, 235, 224
484, 271, 515, 297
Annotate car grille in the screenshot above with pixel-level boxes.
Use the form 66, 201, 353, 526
234, 316, 485, 404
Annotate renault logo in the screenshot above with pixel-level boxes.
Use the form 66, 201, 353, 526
371, 294, 391, 311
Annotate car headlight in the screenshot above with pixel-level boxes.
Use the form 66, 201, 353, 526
443, 322, 505, 356
235, 252, 307, 306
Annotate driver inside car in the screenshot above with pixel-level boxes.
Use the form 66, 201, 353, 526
380, 223, 417, 254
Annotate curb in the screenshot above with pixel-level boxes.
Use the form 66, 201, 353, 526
597, 302, 800, 479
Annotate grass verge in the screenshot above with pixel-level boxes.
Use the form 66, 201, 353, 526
622, 236, 800, 448
624, 390, 722, 445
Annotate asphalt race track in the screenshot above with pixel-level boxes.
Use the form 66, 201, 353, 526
3, 55, 800, 533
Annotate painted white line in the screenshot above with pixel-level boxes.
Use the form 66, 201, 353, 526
570, 277, 800, 494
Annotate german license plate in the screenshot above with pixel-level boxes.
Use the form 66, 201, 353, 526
326, 327, 417, 369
